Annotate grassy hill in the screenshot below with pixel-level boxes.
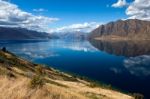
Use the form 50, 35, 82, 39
0, 48, 134, 99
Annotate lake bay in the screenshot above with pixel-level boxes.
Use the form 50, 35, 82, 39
0, 39, 150, 98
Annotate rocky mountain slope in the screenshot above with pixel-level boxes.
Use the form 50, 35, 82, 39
90, 19, 150, 40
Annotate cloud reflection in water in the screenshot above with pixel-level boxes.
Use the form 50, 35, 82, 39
124, 55, 150, 77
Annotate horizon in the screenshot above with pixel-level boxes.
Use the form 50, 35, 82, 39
0, 0, 149, 33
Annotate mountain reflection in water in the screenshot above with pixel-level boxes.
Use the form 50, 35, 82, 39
89, 39, 150, 98
89, 40, 150, 57
90, 39, 150, 76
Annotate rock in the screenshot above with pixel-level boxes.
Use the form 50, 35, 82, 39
89, 19, 150, 40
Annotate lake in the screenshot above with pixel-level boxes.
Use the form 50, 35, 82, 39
0, 39, 150, 98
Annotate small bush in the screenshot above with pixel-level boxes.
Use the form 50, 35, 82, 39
6, 72, 16, 78
2, 47, 6, 52
89, 83, 98, 88
133, 93, 144, 99
35, 65, 44, 75
0, 68, 15, 79
30, 75, 44, 88
0, 57, 5, 63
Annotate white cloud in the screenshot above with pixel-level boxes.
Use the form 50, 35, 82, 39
112, 0, 150, 21
1, 0, 11, 1
0, 0, 59, 32
33, 8, 48, 12
112, 0, 127, 8
49, 22, 101, 33
126, 0, 150, 20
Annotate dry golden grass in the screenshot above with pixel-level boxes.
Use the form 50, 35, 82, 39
0, 76, 86, 99
0, 74, 133, 99
52, 80, 133, 99
0, 50, 134, 99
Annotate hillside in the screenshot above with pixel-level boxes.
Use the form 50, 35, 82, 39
90, 19, 150, 40
0, 27, 52, 40
0, 48, 134, 99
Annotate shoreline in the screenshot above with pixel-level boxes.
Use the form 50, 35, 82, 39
0, 49, 134, 99
94, 36, 150, 41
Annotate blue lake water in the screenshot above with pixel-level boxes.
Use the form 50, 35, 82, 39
0, 39, 150, 98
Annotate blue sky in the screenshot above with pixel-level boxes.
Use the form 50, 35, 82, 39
0, 0, 149, 33
10, 0, 130, 27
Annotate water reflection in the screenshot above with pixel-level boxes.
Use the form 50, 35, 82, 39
0, 40, 97, 60
89, 40, 150, 57
124, 55, 150, 76
89, 39, 150, 77
0, 39, 150, 98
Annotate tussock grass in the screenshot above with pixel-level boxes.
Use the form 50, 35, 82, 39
0, 76, 86, 99
0, 49, 134, 99
85, 92, 107, 99
29, 75, 44, 88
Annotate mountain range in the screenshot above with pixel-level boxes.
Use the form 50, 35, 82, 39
1, 19, 150, 40
52, 32, 88, 40
89, 19, 150, 40
0, 27, 88, 40
0, 27, 52, 40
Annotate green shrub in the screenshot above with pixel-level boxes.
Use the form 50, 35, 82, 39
30, 75, 44, 88
35, 65, 44, 75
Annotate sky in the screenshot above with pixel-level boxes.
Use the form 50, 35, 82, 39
0, 0, 150, 33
